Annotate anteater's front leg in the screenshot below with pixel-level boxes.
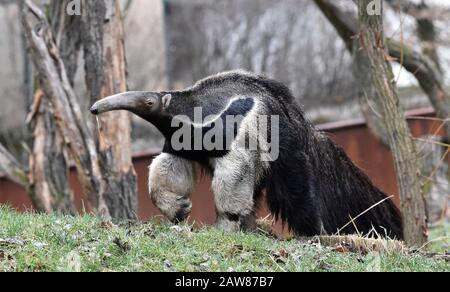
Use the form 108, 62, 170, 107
148, 153, 196, 223
211, 149, 257, 232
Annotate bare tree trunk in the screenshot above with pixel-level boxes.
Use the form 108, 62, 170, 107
49, 0, 83, 86
353, 38, 391, 147
358, 0, 427, 246
81, 0, 137, 220
22, 0, 111, 219
0, 0, 76, 214
22, 0, 137, 220
27, 90, 75, 214
24, 1, 77, 214
20, 0, 34, 145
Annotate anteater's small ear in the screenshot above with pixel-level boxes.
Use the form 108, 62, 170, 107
162, 94, 172, 109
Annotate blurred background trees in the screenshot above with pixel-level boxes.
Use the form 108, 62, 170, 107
1, 0, 137, 220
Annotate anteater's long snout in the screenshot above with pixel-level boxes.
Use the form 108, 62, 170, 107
89, 91, 152, 115
90, 103, 100, 115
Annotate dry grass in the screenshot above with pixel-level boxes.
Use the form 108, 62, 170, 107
312, 235, 405, 254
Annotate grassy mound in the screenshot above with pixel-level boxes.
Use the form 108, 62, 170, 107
0, 206, 448, 272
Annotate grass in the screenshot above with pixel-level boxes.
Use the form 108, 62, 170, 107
428, 222, 450, 253
0, 206, 448, 272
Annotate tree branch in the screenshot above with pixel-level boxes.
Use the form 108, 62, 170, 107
386, 41, 450, 139
313, 0, 450, 140
0, 143, 28, 187
385, 0, 450, 21
81, 0, 137, 219
386, 0, 442, 72
314, 0, 357, 52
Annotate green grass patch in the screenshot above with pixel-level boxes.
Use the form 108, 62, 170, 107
0, 206, 448, 272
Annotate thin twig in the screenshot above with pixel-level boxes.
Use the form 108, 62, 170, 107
363, 91, 382, 118
415, 236, 450, 253
423, 147, 450, 185
269, 254, 287, 272
348, 214, 362, 237
407, 116, 450, 123
414, 137, 450, 149
394, 10, 406, 84
336, 196, 395, 235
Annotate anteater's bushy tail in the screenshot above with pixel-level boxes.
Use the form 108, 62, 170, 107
264, 105, 404, 239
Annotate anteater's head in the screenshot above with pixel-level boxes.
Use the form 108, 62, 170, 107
90, 91, 172, 120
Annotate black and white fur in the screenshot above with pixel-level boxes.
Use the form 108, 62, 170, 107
91, 70, 403, 239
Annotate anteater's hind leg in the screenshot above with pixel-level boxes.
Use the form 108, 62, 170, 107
148, 153, 197, 223
211, 149, 259, 232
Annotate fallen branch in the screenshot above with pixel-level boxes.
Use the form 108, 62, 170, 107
313, 235, 406, 254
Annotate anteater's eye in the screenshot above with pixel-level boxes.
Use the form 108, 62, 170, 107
145, 99, 154, 107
